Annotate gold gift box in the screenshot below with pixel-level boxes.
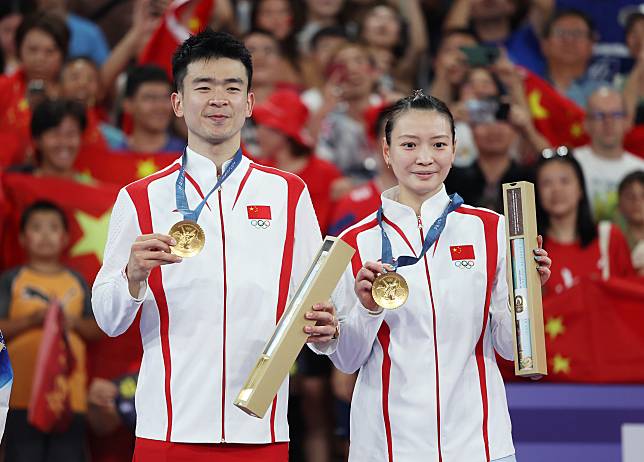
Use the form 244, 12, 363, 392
234, 237, 354, 418
502, 181, 548, 378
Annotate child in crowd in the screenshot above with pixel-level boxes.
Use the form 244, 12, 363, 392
0, 200, 102, 462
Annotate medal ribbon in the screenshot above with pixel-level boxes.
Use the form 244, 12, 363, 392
377, 193, 463, 270
175, 148, 242, 222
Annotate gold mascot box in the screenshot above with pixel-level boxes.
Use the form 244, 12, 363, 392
234, 237, 354, 418
503, 181, 548, 378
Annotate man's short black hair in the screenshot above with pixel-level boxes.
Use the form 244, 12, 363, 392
20, 200, 69, 232
125, 65, 171, 98
172, 28, 253, 93
16, 11, 70, 60
31, 99, 87, 139
542, 9, 596, 39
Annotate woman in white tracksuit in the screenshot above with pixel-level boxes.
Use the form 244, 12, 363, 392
322, 92, 551, 462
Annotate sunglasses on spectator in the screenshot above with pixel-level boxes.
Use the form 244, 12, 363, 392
541, 146, 569, 159
586, 111, 626, 121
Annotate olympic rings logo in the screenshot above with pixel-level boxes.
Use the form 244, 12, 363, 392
251, 219, 271, 229
454, 260, 474, 269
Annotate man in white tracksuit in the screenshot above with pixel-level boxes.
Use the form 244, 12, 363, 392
92, 30, 338, 461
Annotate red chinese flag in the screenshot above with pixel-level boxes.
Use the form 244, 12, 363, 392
28, 301, 76, 433
247, 205, 271, 220
0, 70, 31, 166
138, 0, 215, 79
0, 173, 119, 283
501, 276, 644, 383
450, 244, 475, 260
521, 68, 590, 148
541, 277, 644, 383
74, 150, 180, 187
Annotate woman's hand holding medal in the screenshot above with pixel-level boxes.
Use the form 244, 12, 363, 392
355, 261, 391, 312
126, 233, 183, 297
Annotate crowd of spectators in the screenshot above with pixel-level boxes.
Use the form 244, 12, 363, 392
0, 1, 643, 461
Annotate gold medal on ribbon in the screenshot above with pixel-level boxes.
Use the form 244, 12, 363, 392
371, 271, 409, 310
169, 220, 205, 258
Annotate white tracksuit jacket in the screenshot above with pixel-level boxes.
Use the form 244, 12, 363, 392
92, 148, 321, 444
329, 185, 515, 462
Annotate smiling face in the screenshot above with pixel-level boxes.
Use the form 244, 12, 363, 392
61, 59, 100, 106
171, 58, 254, 153
383, 109, 455, 205
36, 115, 82, 175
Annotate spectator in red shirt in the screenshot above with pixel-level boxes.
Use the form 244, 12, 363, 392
253, 89, 343, 234
535, 147, 635, 296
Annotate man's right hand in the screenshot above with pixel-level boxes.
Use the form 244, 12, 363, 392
126, 234, 182, 297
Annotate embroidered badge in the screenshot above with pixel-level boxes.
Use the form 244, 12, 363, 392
450, 244, 475, 269
247, 205, 272, 229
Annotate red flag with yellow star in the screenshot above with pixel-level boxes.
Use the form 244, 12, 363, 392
499, 276, 644, 382
138, 0, 215, 79
0, 173, 144, 386
0, 70, 31, 167
74, 150, 180, 187
541, 276, 644, 382
522, 68, 590, 148
0, 173, 119, 283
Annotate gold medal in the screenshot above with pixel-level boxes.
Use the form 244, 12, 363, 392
372, 271, 409, 310
169, 220, 205, 258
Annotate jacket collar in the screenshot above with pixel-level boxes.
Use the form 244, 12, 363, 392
381, 184, 451, 232
181, 145, 251, 192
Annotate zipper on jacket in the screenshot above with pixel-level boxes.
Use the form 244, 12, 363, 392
419, 224, 444, 462
218, 189, 227, 441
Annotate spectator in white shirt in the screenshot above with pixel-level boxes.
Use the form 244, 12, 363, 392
574, 86, 644, 221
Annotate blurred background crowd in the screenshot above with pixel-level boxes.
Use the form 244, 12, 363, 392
0, 0, 644, 461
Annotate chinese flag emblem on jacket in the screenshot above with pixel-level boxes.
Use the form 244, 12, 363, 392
28, 300, 76, 433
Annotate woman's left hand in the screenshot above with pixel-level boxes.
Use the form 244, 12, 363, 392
534, 235, 552, 286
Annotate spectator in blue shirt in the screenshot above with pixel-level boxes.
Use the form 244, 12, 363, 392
540, 9, 605, 107
115, 65, 186, 154
36, 0, 109, 65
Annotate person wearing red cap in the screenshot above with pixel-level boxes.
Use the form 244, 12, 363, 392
253, 88, 344, 462
254, 89, 346, 234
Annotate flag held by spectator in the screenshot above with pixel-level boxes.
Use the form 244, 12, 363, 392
28, 300, 76, 433
521, 68, 590, 148
0, 330, 12, 440
138, 0, 215, 78
1, 173, 119, 283
501, 277, 644, 383
74, 150, 180, 187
